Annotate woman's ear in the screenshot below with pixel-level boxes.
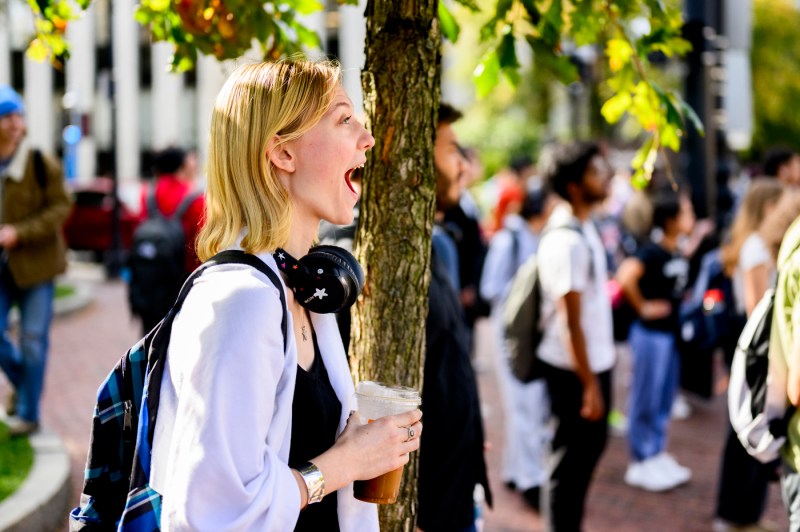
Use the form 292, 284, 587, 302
267, 135, 295, 174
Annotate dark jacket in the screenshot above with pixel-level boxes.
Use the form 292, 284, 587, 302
2, 145, 71, 288
418, 246, 492, 531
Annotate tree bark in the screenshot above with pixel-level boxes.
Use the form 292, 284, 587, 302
351, 1, 441, 530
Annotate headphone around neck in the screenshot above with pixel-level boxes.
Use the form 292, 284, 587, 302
273, 245, 364, 314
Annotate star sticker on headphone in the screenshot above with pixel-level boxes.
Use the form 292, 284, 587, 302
313, 288, 328, 300
277, 252, 285, 260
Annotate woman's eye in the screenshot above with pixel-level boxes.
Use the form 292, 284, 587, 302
343, 115, 352, 125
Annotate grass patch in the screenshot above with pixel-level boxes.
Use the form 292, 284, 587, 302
55, 284, 76, 300
0, 421, 34, 502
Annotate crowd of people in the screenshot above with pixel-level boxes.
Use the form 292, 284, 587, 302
7, 56, 800, 531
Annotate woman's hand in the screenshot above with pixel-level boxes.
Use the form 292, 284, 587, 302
335, 410, 423, 481
307, 409, 423, 495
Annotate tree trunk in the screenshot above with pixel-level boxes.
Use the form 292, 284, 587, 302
351, 1, 441, 530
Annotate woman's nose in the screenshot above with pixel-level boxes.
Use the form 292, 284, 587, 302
361, 124, 375, 151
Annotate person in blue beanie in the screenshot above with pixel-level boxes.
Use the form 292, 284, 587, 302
0, 85, 72, 436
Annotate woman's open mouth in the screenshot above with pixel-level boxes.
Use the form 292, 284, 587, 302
345, 164, 364, 194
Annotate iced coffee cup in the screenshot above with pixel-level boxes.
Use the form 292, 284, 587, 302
353, 381, 421, 504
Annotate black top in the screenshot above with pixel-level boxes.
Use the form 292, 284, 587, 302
418, 247, 493, 531
289, 331, 342, 532
635, 242, 689, 332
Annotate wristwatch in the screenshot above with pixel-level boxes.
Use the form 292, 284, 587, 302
297, 462, 325, 505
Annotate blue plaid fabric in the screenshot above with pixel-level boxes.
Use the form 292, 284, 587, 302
69, 251, 288, 532
69, 333, 160, 530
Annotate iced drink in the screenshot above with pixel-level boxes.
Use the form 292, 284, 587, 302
353, 381, 421, 504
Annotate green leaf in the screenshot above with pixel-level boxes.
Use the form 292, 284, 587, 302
631, 135, 659, 186
631, 168, 650, 190
495, 0, 513, 21
144, 0, 170, 12
134, 9, 154, 26
439, 2, 460, 43
453, 0, 480, 12
632, 136, 655, 169
661, 123, 681, 152
502, 66, 521, 87
539, 0, 563, 47
526, 36, 578, 84
606, 64, 635, 93
519, 0, 540, 24
287, 0, 324, 16
497, 31, 519, 69
601, 92, 632, 124
473, 48, 501, 98
293, 21, 322, 48
26, 0, 42, 15
679, 98, 705, 136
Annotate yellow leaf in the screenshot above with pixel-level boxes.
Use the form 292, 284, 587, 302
26, 38, 49, 62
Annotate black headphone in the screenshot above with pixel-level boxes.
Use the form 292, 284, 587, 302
273, 245, 365, 314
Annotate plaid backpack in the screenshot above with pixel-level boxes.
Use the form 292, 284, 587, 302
69, 250, 287, 531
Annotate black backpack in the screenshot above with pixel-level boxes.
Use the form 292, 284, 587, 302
128, 189, 200, 320
69, 251, 287, 530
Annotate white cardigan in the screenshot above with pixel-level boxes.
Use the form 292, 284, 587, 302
150, 252, 379, 531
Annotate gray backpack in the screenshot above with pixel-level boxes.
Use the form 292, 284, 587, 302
502, 223, 583, 382
728, 287, 796, 463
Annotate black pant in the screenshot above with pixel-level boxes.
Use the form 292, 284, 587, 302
716, 423, 772, 525
541, 362, 611, 532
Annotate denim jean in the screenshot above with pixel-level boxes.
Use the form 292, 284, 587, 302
627, 321, 680, 461
0, 265, 54, 423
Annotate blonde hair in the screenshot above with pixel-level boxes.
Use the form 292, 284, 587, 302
759, 188, 800, 262
197, 60, 342, 261
720, 178, 783, 275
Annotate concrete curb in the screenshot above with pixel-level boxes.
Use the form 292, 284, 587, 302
0, 429, 71, 532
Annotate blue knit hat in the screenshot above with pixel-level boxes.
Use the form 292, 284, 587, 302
0, 85, 24, 118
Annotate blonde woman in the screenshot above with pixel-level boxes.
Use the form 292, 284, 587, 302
720, 178, 784, 316
148, 61, 421, 531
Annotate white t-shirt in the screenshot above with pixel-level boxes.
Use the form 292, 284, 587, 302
733, 233, 775, 315
536, 205, 615, 373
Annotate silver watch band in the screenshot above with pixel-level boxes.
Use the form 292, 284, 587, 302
297, 462, 325, 505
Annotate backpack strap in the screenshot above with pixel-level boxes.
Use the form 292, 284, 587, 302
32, 149, 47, 190
172, 190, 202, 222
146, 188, 164, 220
169, 250, 288, 350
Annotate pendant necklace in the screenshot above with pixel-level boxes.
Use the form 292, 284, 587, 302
300, 308, 308, 342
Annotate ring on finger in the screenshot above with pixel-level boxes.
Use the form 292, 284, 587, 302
406, 426, 415, 442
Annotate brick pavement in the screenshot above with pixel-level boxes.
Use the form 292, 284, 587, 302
0, 267, 789, 531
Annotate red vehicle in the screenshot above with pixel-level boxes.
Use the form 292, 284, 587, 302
62, 177, 140, 260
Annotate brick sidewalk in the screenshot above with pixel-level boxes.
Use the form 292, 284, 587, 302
0, 271, 789, 531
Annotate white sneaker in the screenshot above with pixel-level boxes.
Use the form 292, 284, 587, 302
671, 394, 692, 420
652, 452, 691, 485
624, 455, 682, 492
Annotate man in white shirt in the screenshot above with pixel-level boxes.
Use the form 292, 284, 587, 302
535, 142, 615, 531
